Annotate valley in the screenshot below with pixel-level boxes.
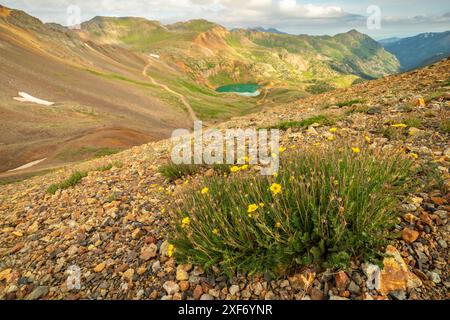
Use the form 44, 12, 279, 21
0, 5, 401, 178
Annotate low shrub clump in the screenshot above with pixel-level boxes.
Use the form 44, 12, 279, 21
268, 115, 334, 130
440, 119, 450, 133
336, 99, 365, 108
46, 171, 87, 194
159, 162, 233, 181
159, 163, 202, 181
170, 145, 413, 276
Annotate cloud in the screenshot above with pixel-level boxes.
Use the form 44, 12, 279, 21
3, 0, 449, 38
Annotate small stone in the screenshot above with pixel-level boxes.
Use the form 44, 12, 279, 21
229, 285, 240, 296
192, 266, 204, 276
159, 241, 170, 257
122, 268, 135, 281
408, 127, 425, 137
209, 288, 220, 298
140, 244, 157, 261
132, 228, 144, 239
428, 272, 441, 284
241, 289, 251, 299
26, 286, 49, 300
367, 107, 381, 115
402, 228, 420, 243
179, 281, 190, 292
348, 281, 361, 295
335, 271, 350, 291
264, 291, 276, 300
151, 260, 161, 273
27, 221, 39, 234
310, 288, 324, 300
438, 239, 447, 249
253, 282, 263, 296
390, 291, 407, 300
193, 285, 203, 300
379, 245, 422, 295
0, 269, 12, 281
403, 213, 419, 223
431, 197, 446, 205
329, 296, 349, 300
163, 281, 180, 295
200, 294, 214, 300
94, 262, 106, 273
176, 267, 189, 281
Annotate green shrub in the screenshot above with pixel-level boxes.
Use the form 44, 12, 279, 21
345, 105, 369, 115
46, 171, 87, 194
96, 164, 113, 172
440, 119, 450, 133
170, 146, 413, 276
402, 117, 423, 128
159, 163, 202, 181
269, 115, 333, 130
306, 82, 335, 94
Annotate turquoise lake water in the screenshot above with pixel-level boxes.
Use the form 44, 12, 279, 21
216, 84, 261, 97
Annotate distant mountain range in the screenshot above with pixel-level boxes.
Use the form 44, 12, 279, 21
380, 31, 450, 71
246, 27, 287, 35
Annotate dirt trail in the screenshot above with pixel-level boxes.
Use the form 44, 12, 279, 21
142, 58, 198, 122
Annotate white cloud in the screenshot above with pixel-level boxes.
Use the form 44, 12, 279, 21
3, 0, 449, 38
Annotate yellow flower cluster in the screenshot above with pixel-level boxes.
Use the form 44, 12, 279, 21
181, 217, 190, 228
391, 123, 407, 128
201, 187, 209, 194
168, 244, 174, 257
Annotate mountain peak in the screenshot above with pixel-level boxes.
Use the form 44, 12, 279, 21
248, 27, 287, 35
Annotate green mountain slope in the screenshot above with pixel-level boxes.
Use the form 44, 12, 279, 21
381, 31, 450, 72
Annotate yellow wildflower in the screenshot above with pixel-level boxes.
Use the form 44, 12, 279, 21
168, 244, 174, 257
230, 166, 240, 173
248, 204, 259, 213
329, 127, 338, 133
417, 98, 426, 107
327, 135, 336, 141
270, 183, 282, 196
275, 222, 282, 228
352, 147, 361, 154
391, 123, 407, 128
201, 187, 209, 194
212, 228, 219, 235
279, 146, 287, 153
365, 136, 371, 144
240, 164, 249, 170
410, 153, 419, 159
272, 153, 278, 159
181, 217, 190, 228
259, 203, 265, 208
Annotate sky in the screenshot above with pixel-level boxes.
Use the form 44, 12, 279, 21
2, 0, 450, 39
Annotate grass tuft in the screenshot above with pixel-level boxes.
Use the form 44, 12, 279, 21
268, 115, 334, 130
440, 119, 450, 133
336, 99, 365, 108
46, 171, 87, 194
170, 146, 413, 276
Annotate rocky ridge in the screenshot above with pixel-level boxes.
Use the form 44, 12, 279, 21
0, 59, 449, 300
